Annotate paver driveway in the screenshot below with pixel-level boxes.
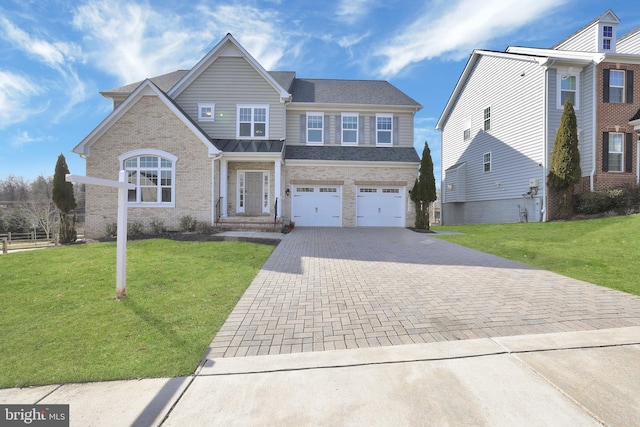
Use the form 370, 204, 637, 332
206, 228, 640, 358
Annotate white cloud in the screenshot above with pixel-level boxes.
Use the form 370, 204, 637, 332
11, 130, 46, 147
0, 71, 43, 129
377, 0, 567, 77
72, 1, 290, 84
336, 0, 374, 25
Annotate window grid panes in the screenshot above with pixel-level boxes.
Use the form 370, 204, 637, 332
483, 107, 491, 131
307, 114, 323, 143
603, 26, 613, 37
377, 115, 392, 144
608, 133, 624, 172
609, 70, 624, 103
342, 115, 358, 144
561, 75, 576, 106
125, 155, 173, 204
238, 106, 267, 138
483, 153, 491, 173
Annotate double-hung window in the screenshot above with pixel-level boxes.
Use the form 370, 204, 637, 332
608, 132, 624, 172
237, 105, 268, 138
602, 25, 613, 50
198, 103, 215, 121
376, 114, 393, 145
463, 117, 471, 140
342, 113, 358, 145
121, 150, 177, 207
609, 70, 625, 103
307, 113, 323, 145
558, 74, 579, 109
483, 152, 491, 173
483, 107, 491, 131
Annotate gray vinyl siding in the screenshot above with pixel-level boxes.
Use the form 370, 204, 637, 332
555, 24, 597, 52
174, 56, 284, 139
618, 32, 640, 54
285, 110, 414, 147
441, 54, 546, 212
546, 65, 595, 178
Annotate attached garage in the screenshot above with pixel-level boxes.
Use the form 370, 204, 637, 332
291, 185, 342, 226
356, 186, 405, 227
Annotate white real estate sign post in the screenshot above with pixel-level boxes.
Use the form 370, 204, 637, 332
66, 171, 135, 299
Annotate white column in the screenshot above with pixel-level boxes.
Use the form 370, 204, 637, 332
220, 159, 228, 217
211, 158, 216, 225
274, 160, 282, 217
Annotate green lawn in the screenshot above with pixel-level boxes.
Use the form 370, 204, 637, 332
0, 239, 274, 389
432, 214, 640, 296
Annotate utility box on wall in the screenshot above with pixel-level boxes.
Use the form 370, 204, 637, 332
529, 178, 539, 188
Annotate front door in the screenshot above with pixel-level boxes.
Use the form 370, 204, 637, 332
245, 172, 263, 214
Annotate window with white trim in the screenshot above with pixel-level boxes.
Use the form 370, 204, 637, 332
198, 103, 215, 121
558, 74, 579, 109
307, 113, 323, 144
342, 113, 358, 145
609, 70, 625, 103
603, 25, 613, 50
483, 107, 491, 131
237, 105, 268, 138
483, 152, 491, 173
463, 117, 471, 140
124, 154, 175, 206
608, 132, 624, 172
376, 114, 393, 145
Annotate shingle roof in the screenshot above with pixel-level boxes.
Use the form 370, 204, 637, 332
630, 108, 640, 122
213, 139, 284, 153
101, 70, 189, 95
284, 145, 419, 162
268, 71, 296, 92
290, 79, 421, 107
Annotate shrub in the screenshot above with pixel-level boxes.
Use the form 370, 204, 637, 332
105, 223, 117, 237
196, 221, 216, 234
179, 215, 197, 232
574, 187, 630, 215
149, 218, 166, 234
127, 221, 144, 237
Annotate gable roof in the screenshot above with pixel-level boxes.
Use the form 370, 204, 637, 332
73, 80, 219, 157
290, 79, 421, 107
167, 33, 291, 101
100, 70, 189, 98
552, 9, 620, 50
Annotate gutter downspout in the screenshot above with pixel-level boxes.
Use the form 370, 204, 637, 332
541, 63, 551, 222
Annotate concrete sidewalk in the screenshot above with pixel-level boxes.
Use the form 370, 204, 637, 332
2, 327, 639, 426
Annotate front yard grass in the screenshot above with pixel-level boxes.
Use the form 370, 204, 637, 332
0, 239, 274, 389
432, 214, 640, 296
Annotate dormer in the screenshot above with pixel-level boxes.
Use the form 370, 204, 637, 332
596, 10, 620, 53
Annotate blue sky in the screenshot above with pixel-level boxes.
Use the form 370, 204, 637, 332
1, 0, 638, 189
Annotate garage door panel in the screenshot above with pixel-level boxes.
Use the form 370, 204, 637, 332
292, 186, 342, 226
356, 187, 404, 227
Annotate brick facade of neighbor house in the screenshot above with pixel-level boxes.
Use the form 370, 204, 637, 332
595, 62, 640, 190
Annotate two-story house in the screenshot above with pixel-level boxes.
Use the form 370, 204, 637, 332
73, 34, 422, 238
436, 10, 640, 224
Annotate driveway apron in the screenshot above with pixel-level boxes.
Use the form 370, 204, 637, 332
205, 228, 640, 359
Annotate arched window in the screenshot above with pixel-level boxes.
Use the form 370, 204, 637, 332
119, 150, 177, 207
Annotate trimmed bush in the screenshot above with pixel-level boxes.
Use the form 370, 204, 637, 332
127, 221, 144, 237
149, 218, 166, 234
179, 215, 197, 232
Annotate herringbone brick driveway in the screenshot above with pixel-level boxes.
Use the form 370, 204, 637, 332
205, 228, 640, 358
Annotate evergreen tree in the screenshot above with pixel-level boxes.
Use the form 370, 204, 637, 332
411, 141, 437, 230
52, 154, 77, 243
548, 98, 581, 219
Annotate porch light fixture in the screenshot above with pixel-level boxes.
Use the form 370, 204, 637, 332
285, 188, 290, 196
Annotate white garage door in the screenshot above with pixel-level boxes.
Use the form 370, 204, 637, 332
356, 187, 404, 227
292, 186, 342, 226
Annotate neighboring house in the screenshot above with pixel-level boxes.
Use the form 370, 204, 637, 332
74, 34, 422, 238
436, 10, 640, 224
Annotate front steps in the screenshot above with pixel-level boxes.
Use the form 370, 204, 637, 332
216, 216, 283, 232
